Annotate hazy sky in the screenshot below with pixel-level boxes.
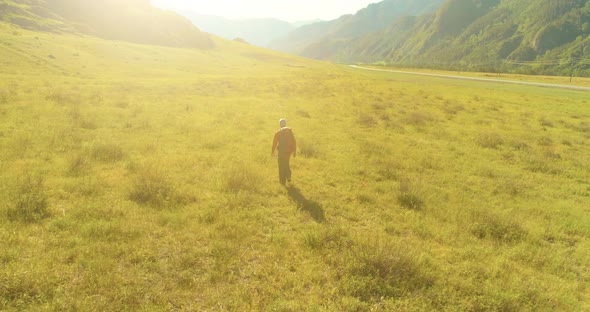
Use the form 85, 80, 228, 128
150, 0, 378, 22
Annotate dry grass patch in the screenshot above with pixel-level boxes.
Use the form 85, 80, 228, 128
471, 210, 527, 243
405, 111, 432, 126
5, 174, 50, 223
297, 138, 320, 158
397, 178, 425, 210
89, 142, 125, 163
477, 132, 504, 149
222, 161, 262, 194
129, 164, 176, 208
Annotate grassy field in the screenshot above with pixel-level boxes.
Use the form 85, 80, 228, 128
359, 65, 590, 87
1, 22, 589, 311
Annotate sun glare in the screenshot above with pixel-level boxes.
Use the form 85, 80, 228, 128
150, 0, 378, 22
151, 0, 270, 19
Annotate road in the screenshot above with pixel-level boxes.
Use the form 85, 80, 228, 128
350, 65, 590, 92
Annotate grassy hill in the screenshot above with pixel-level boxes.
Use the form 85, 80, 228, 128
310, 0, 590, 76
0, 0, 214, 48
1, 16, 590, 311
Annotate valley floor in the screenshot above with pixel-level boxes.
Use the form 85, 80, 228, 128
1, 24, 589, 311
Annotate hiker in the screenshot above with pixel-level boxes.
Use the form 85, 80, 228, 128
271, 118, 297, 185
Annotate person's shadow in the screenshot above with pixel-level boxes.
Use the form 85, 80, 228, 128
287, 186, 325, 223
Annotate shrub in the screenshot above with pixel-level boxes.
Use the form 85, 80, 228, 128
6, 175, 50, 223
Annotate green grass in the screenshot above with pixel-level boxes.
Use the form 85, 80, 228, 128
1, 21, 589, 311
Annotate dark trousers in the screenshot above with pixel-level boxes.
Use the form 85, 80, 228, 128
278, 153, 291, 185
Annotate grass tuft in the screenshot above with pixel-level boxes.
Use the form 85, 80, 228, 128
471, 211, 527, 243
302, 226, 352, 250
443, 104, 465, 115
477, 132, 504, 149
296, 109, 311, 118
6, 174, 50, 223
0, 89, 9, 104
45, 90, 79, 106
397, 178, 424, 210
405, 111, 432, 126
67, 153, 90, 176
297, 138, 319, 158
342, 237, 433, 301
539, 118, 553, 128
222, 161, 261, 194
358, 113, 377, 127
89, 142, 125, 163
129, 165, 175, 208
525, 151, 561, 174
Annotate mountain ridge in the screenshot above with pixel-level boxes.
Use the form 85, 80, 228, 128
179, 12, 298, 47
299, 0, 590, 76
269, 0, 445, 55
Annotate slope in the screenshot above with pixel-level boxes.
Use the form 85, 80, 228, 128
0, 0, 214, 48
325, 0, 590, 76
269, 0, 444, 55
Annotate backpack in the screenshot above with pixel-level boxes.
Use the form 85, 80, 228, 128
278, 128, 295, 154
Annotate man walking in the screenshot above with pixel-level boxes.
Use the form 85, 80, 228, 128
271, 118, 297, 185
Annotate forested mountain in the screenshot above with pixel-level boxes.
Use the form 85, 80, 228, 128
179, 13, 296, 47
307, 0, 590, 75
269, 0, 444, 55
0, 0, 214, 49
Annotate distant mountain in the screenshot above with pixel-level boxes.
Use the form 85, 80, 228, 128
327, 0, 590, 75
0, 0, 214, 49
180, 13, 296, 47
269, 0, 445, 55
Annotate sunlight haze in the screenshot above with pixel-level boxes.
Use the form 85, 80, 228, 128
150, 0, 378, 21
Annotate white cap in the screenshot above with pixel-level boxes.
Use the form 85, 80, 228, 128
279, 118, 287, 127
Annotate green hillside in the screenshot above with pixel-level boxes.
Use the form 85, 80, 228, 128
269, 0, 444, 55
1, 7, 590, 311
319, 0, 590, 76
0, 0, 214, 48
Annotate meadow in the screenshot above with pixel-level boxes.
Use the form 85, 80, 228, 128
1, 22, 589, 311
